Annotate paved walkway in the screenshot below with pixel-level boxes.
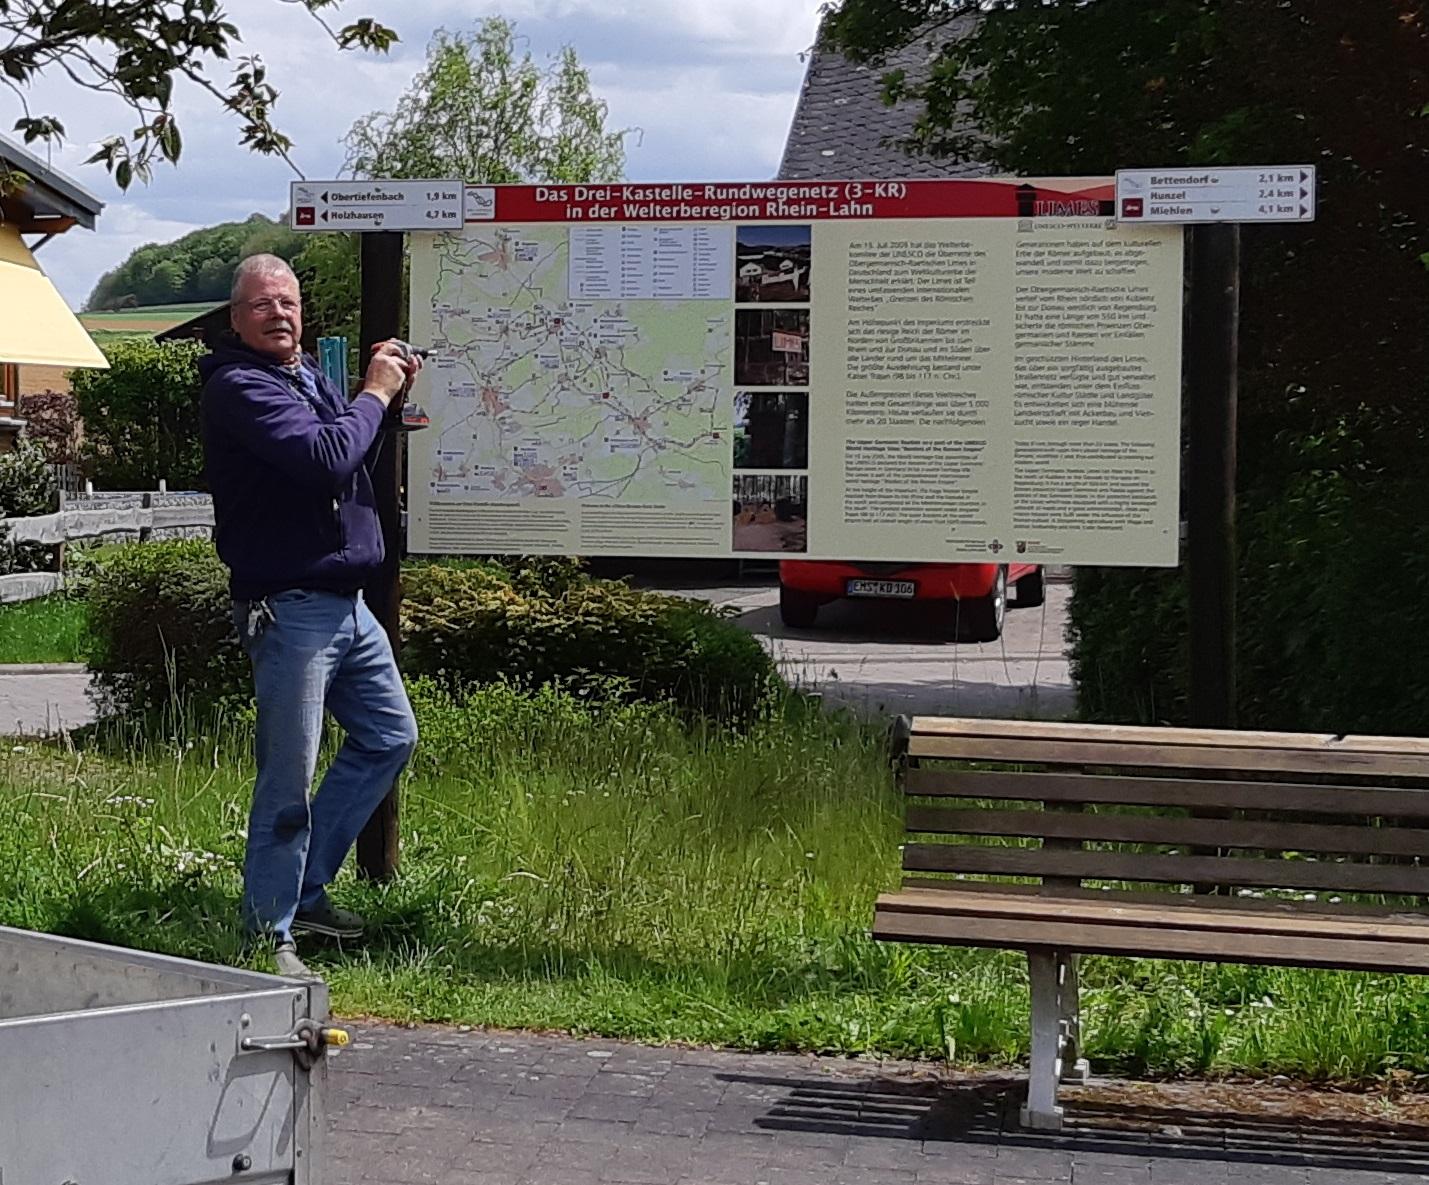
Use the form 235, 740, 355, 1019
0, 663, 91, 735
326, 1025, 1429, 1184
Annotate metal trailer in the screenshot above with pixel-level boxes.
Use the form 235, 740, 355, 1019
0, 924, 345, 1185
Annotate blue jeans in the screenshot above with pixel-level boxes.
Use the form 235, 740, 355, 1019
233, 589, 418, 940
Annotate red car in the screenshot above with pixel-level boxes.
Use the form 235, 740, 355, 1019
778, 560, 1043, 642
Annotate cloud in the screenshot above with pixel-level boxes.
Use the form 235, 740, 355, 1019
6, 0, 824, 306
37, 204, 211, 308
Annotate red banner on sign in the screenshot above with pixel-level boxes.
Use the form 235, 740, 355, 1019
462, 179, 1114, 224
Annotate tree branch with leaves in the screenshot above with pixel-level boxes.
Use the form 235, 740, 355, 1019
2, 0, 399, 188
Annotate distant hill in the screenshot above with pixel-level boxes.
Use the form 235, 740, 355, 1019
84, 214, 302, 312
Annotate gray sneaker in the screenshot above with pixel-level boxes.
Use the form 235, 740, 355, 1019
292, 897, 366, 940
273, 940, 321, 981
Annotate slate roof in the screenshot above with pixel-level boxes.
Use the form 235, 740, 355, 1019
777, 15, 988, 181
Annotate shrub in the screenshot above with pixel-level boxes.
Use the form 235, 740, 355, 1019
0, 437, 58, 517
1070, 422, 1429, 735
69, 338, 206, 490
401, 559, 782, 721
16, 391, 82, 466
0, 438, 59, 575
86, 539, 247, 722
84, 544, 782, 727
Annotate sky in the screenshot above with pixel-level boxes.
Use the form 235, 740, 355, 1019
13, 0, 826, 308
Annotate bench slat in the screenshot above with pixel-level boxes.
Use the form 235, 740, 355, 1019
908, 717, 1429, 756
904, 768, 1429, 818
904, 805, 1429, 858
906, 736, 1429, 779
899, 877, 1424, 917
871, 906, 1429, 973
902, 842, 1429, 895
878, 888, 1429, 943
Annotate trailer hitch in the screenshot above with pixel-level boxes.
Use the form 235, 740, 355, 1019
240, 1017, 350, 1070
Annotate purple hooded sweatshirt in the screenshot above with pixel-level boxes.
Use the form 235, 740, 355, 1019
199, 337, 388, 601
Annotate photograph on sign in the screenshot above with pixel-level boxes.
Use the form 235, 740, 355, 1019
735, 392, 808, 470
406, 178, 1184, 565
735, 225, 812, 302
733, 474, 808, 553
737, 309, 810, 385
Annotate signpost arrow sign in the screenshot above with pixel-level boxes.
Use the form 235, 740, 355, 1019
290, 179, 465, 232
1115, 164, 1317, 224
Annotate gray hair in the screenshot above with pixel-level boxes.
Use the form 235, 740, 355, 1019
231, 254, 299, 303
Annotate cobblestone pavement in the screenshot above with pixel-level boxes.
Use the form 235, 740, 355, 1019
326, 1025, 1429, 1185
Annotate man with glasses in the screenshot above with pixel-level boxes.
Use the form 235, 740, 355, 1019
200, 253, 420, 978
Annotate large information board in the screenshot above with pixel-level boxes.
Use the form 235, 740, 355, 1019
407, 178, 1183, 565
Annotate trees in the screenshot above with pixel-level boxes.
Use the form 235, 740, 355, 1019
822, 1, 1428, 443
823, 1, 1429, 732
2, 0, 397, 189
343, 18, 626, 185
69, 339, 205, 490
293, 17, 627, 341
85, 214, 303, 310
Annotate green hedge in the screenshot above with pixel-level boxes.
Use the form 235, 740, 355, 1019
1070, 431, 1429, 735
401, 559, 781, 721
85, 539, 247, 724
83, 545, 782, 725
69, 338, 205, 491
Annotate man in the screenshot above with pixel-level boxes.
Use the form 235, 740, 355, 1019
200, 253, 420, 978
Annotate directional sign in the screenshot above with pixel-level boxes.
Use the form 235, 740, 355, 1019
1115, 165, 1316, 224
289, 180, 464, 232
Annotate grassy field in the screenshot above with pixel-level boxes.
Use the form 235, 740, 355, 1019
0, 595, 90, 663
79, 302, 219, 330
84, 328, 156, 350
4, 680, 1428, 1082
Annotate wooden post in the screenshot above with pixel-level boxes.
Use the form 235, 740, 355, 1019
355, 231, 404, 881
1185, 224, 1240, 730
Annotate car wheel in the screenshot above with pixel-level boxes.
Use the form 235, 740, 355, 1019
951, 566, 1006, 642
1013, 567, 1045, 609
779, 585, 820, 629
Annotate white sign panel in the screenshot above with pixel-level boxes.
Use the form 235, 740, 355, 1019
403, 179, 1186, 567
1115, 166, 1316, 224
289, 180, 464, 232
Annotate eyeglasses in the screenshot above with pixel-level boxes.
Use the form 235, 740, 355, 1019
240, 297, 300, 316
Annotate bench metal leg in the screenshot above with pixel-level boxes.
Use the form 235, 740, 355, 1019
1021, 949, 1064, 1130
1021, 949, 1089, 1131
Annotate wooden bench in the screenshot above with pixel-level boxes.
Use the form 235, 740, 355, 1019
877, 716, 1429, 1131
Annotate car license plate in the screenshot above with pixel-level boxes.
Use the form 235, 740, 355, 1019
847, 579, 916, 599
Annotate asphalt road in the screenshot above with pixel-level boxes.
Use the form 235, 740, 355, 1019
668, 575, 1075, 721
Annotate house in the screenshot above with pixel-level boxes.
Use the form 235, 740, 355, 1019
778, 16, 988, 182
155, 301, 234, 350
0, 135, 107, 447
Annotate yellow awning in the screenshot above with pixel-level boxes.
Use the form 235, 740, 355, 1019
0, 221, 108, 369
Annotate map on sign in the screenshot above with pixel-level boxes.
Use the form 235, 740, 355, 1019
416, 225, 733, 505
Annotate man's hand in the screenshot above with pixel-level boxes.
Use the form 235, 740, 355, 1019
361, 341, 421, 405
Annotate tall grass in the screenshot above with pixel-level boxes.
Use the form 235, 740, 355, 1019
3, 680, 1428, 1080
